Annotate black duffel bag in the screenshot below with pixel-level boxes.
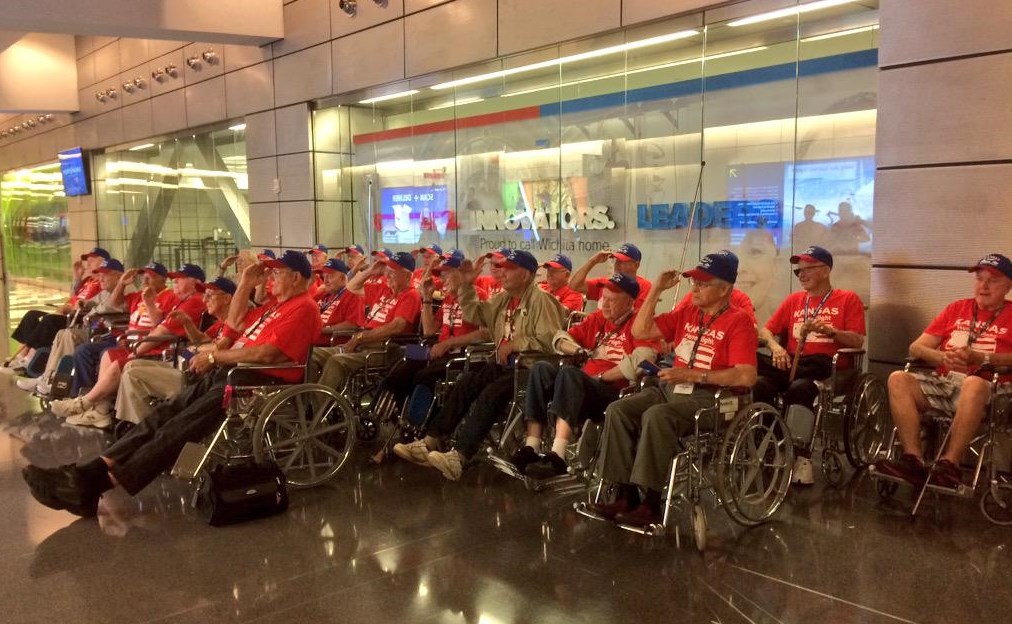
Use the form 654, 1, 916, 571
193, 459, 289, 527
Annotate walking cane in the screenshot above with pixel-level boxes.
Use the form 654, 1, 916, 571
671, 161, 706, 306
788, 332, 808, 382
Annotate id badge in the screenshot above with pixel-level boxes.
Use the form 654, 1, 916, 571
672, 383, 695, 395
674, 339, 694, 363
948, 330, 970, 349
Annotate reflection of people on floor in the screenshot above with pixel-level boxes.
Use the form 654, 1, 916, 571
828, 201, 870, 255
793, 204, 828, 250
735, 229, 780, 324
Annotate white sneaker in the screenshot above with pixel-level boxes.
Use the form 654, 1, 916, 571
66, 402, 113, 428
0, 354, 27, 375
427, 449, 463, 481
36, 376, 52, 396
50, 396, 92, 418
393, 439, 432, 466
792, 456, 815, 485
16, 376, 40, 392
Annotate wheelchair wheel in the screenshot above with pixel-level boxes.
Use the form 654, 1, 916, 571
356, 416, 378, 441
716, 403, 794, 527
252, 384, 357, 489
844, 374, 889, 468
692, 504, 707, 552
980, 485, 1012, 526
821, 448, 845, 487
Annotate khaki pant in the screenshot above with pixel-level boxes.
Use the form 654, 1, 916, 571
115, 359, 183, 424
41, 327, 88, 381
310, 345, 388, 392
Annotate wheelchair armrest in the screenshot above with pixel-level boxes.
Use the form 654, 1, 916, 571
90, 312, 131, 325
696, 384, 752, 401
324, 327, 361, 346
130, 334, 185, 356
464, 342, 496, 359
226, 362, 305, 385
384, 334, 425, 347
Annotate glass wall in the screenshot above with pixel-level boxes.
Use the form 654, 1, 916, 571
323, 1, 879, 318
0, 163, 71, 286
94, 124, 250, 271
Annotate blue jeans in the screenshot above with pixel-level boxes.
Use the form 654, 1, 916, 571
72, 336, 116, 395
524, 361, 618, 428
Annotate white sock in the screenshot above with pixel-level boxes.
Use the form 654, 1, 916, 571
525, 436, 542, 453
551, 437, 568, 458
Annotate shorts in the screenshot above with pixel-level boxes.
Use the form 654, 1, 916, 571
911, 371, 1012, 413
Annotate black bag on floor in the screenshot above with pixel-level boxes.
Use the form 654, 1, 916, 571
193, 459, 289, 527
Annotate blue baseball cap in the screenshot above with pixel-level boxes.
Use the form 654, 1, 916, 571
542, 254, 573, 272
610, 243, 642, 263
604, 273, 640, 299
371, 247, 393, 260
436, 250, 466, 271
969, 253, 1012, 280
485, 247, 510, 261
343, 244, 365, 256
307, 244, 328, 255
94, 258, 125, 273
263, 250, 313, 279
500, 249, 539, 273
257, 249, 276, 260
320, 258, 350, 274
789, 245, 834, 269
142, 262, 168, 278
168, 263, 206, 282
204, 276, 237, 295
415, 243, 443, 256
81, 247, 111, 261
383, 251, 416, 272
683, 250, 738, 284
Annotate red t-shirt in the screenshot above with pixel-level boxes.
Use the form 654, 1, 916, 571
308, 274, 322, 298
159, 293, 206, 335
655, 304, 757, 371
475, 274, 503, 298
364, 283, 422, 332
676, 288, 757, 327
925, 298, 1012, 377
231, 293, 322, 382
567, 310, 648, 388
317, 288, 365, 328
539, 282, 585, 313
435, 291, 485, 342
69, 276, 102, 306
586, 275, 652, 308
765, 289, 865, 357
411, 268, 443, 291
125, 288, 179, 331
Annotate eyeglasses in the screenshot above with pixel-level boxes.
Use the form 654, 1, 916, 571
793, 265, 826, 277
690, 279, 716, 289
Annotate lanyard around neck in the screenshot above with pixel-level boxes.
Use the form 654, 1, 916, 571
688, 303, 729, 368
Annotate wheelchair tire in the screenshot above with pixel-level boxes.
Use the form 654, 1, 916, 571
844, 373, 890, 468
821, 448, 845, 487
716, 402, 794, 527
980, 486, 1012, 526
692, 504, 707, 552
357, 416, 378, 441
252, 384, 357, 489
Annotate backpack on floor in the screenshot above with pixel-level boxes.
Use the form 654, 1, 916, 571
192, 459, 289, 527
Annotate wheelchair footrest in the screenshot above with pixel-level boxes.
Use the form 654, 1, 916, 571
486, 454, 525, 480
617, 521, 666, 537
573, 501, 610, 522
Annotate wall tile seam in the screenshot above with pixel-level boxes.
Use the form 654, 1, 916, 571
877, 159, 1012, 171
879, 47, 1012, 71
79, 43, 192, 88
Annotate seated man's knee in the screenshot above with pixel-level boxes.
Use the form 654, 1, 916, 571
888, 370, 916, 394
959, 375, 992, 406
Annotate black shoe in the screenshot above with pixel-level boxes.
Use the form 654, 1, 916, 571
509, 446, 540, 475
524, 451, 568, 479
22, 465, 100, 518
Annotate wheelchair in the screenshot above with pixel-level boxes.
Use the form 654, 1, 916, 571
785, 348, 890, 485
371, 340, 495, 463
869, 361, 1012, 525
109, 331, 191, 440
173, 356, 358, 490
576, 384, 795, 551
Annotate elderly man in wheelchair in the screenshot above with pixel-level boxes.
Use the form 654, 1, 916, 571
755, 245, 867, 485
588, 251, 760, 529
512, 273, 658, 480
874, 254, 1012, 519
21, 251, 321, 518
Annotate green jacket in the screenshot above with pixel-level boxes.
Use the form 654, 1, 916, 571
459, 279, 566, 353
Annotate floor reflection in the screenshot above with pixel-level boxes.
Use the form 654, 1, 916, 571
1, 373, 1010, 624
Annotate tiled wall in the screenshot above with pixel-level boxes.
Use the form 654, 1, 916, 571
0, 0, 726, 260
870, 0, 1012, 369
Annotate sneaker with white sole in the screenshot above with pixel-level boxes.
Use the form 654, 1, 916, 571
36, 376, 52, 396
791, 456, 815, 485
66, 402, 113, 429
16, 376, 40, 392
427, 449, 463, 481
0, 354, 28, 375
393, 439, 432, 466
50, 397, 92, 419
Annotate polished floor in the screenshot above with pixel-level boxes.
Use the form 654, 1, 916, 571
1, 373, 1009, 624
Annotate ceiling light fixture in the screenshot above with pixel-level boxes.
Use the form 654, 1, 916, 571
128, 143, 155, 151
801, 23, 878, 42
728, 0, 857, 27
430, 29, 699, 90
428, 97, 484, 110
358, 89, 420, 104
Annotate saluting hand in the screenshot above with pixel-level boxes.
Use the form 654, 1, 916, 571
654, 269, 680, 292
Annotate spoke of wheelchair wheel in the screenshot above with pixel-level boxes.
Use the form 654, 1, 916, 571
307, 436, 346, 461
263, 420, 349, 450
310, 397, 338, 427
293, 394, 309, 432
